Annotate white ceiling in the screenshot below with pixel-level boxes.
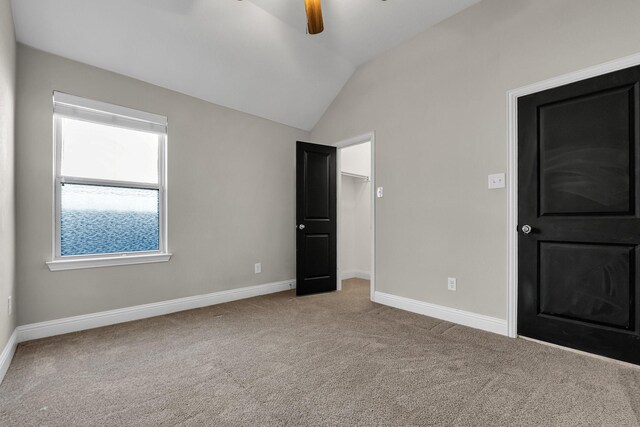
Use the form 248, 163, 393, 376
11, 0, 479, 131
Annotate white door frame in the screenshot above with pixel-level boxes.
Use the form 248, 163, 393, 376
334, 132, 376, 301
506, 52, 640, 338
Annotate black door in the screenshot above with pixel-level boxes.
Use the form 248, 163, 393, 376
296, 141, 337, 296
518, 65, 640, 364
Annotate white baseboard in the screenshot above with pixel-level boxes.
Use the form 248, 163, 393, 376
341, 270, 371, 280
373, 291, 508, 336
16, 279, 295, 343
0, 329, 18, 384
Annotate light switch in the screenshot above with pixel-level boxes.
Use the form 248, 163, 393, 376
376, 187, 384, 198
488, 173, 505, 190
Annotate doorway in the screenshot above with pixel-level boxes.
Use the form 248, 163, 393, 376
335, 133, 375, 301
512, 63, 640, 365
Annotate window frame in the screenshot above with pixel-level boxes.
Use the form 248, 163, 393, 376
47, 92, 171, 271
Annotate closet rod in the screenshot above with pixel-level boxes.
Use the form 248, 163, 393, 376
341, 171, 370, 182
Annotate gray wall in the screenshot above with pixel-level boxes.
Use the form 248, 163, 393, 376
0, 0, 16, 348
16, 45, 308, 325
311, 0, 640, 319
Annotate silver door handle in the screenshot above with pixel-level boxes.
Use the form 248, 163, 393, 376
298, 224, 305, 230
521, 225, 532, 234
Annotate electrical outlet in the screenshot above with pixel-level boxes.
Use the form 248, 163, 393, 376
254, 263, 262, 274
376, 187, 384, 198
7, 296, 11, 316
488, 173, 505, 189
447, 277, 457, 291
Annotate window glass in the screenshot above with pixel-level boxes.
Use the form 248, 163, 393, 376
60, 184, 159, 256
60, 118, 159, 184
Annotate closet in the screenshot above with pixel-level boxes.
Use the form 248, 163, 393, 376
340, 142, 371, 281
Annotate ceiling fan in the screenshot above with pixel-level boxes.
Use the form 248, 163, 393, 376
304, 0, 387, 35
304, 0, 324, 35
238, 0, 325, 35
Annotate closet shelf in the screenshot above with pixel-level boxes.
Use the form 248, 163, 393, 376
341, 171, 370, 182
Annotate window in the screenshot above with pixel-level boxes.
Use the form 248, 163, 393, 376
47, 92, 170, 271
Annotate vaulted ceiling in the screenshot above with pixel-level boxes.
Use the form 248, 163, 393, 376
11, 0, 479, 130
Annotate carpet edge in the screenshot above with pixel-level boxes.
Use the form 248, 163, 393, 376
15, 279, 296, 344
373, 291, 508, 336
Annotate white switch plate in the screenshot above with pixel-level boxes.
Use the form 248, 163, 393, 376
447, 277, 457, 291
488, 173, 505, 189
254, 263, 261, 274
376, 187, 384, 198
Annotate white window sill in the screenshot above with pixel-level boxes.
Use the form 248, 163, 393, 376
46, 253, 172, 272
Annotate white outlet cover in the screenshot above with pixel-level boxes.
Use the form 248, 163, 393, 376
488, 173, 505, 189
376, 187, 384, 198
447, 277, 457, 291
254, 263, 262, 274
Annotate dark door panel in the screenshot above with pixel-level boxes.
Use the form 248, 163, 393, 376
296, 142, 337, 296
518, 65, 640, 364
538, 85, 636, 216
538, 241, 634, 329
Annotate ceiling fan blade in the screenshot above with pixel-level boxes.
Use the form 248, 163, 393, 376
304, 0, 324, 35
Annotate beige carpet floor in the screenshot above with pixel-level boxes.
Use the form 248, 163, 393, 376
1, 279, 639, 426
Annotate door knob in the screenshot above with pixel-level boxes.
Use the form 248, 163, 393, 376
298, 224, 306, 230
521, 225, 532, 234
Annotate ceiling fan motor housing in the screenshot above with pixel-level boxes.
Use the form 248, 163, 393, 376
305, 0, 324, 35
